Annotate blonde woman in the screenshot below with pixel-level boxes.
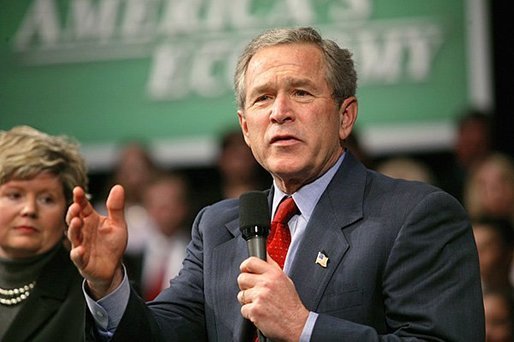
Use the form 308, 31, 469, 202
0, 126, 88, 340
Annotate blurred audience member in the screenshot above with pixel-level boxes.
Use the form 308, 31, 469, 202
455, 110, 493, 170
483, 289, 514, 342
439, 109, 493, 202
472, 216, 514, 293
376, 157, 435, 184
465, 153, 514, 224
97, 141, 159, 255
0, 126, 87, 340
215, 129, 270, 199
124, 172, 192, 301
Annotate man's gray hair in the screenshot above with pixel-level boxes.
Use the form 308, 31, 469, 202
234, 26, 357, 110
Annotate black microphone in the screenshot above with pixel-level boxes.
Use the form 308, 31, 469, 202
239, 191, 270, 342
239, 191, 270, 261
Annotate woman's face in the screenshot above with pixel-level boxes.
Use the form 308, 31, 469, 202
0, 172, 67, 259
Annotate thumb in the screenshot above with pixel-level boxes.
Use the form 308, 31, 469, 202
266, 252, 280, 267
106, 185, 126, 225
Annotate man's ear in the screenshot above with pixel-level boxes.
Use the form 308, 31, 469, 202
338, 96, 358, 141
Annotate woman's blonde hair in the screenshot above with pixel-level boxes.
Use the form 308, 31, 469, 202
0, 125, 88, 203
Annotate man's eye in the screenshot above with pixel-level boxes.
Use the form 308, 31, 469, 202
294, 89, 311, 97
254, 95, 271, 103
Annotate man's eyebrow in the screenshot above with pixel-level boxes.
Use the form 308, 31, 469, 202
251, 77, 315, 92
285, 77, 315, 88
249, 82, 271, 96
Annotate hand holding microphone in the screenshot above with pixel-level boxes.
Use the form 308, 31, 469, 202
239, 191, 270, 342
239, 191, 309, 342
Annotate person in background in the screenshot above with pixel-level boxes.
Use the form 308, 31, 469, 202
464, 152, 514, 225
97, 141, 159, 256
216, 129, 271, 199
483, 289, 514, 342
455, 110, 493, 170
375, 156, 436, 184
67, 26, 483, 341
472, 216, 514, 294
192, 129, 271, 215
0, 125, 88, 340
123, 172, 192, 301
439, 109, 493, 202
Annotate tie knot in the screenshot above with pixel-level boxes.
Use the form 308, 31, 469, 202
273, 197, 298, 225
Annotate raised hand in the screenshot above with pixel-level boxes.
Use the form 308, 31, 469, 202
66, 185, 128, 299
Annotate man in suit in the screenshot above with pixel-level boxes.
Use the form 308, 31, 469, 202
67, 27, 484, 341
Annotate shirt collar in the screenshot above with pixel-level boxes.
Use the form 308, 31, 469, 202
272, 151, 345, 221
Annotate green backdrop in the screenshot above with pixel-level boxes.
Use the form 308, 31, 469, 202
0, 0, 489, 167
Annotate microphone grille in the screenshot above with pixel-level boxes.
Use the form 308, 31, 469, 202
239, 191, 271, 229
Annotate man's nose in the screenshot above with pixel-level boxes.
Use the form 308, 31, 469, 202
270, 93, 294, 123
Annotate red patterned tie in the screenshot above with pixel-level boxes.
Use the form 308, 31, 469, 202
267, 196, 299, 269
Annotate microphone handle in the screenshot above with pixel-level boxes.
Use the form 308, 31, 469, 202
246, 236, 267, 260
246, 236, 267, 341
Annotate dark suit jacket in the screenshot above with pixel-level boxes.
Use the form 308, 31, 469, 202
103, 153, 484, 341
4, 244, 85, 341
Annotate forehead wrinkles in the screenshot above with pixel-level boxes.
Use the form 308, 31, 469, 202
247, 44, 325, 82
247, 60, 327, 101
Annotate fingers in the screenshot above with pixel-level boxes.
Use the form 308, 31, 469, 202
238, 289, 257, 324
238, 289, 256, 323
238, 289, 248, 305
238, 256, 284, 292
106, 185, 126, 225
66, 186, 93, 225
239, 256, 271, 273
69, 244, 86, 268
67, 216, 82, 246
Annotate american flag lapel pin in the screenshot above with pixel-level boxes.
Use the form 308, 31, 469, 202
315, 251, 329, 268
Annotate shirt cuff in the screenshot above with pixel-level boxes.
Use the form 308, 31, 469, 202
83, 265, 131, 333
299, 311, 318, 342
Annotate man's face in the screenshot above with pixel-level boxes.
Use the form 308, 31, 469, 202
238, 43, 357, 193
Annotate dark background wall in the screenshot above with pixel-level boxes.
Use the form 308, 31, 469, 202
490, 0, 514, 157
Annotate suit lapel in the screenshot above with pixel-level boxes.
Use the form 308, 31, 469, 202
212, 216, 255, 341
288, 153, 366, 311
